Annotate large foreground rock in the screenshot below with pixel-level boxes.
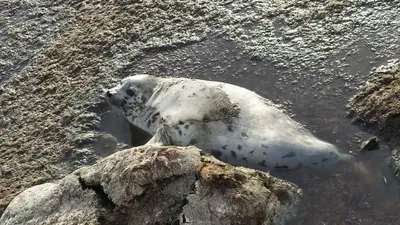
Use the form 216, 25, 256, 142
0, 145, 301, 225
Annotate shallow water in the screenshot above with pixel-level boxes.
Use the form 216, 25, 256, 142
101, 37, 400, 224
204, 40, 400, 225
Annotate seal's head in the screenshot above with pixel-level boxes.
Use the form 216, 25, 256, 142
105, 74, 157, 115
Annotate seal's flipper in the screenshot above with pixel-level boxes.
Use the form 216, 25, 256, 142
145, 135, 163, 146
145, 127, 172, 146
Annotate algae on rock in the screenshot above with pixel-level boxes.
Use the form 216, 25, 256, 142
0, 145, 302, 225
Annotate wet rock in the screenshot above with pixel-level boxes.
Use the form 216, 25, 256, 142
0, 145, 301, 225
388, 147, 400, 180
347, 59, 400, 146
360, 136, 380, 152
347, 59, 400, 179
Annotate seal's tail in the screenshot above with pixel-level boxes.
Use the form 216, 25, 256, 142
339, 152, 354, 161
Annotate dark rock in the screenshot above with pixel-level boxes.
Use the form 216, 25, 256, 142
389, 147, 400, 180
360, 136, 380, 152
347, 60, 400, 147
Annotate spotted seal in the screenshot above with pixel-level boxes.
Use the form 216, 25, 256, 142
106, 74, 349, 170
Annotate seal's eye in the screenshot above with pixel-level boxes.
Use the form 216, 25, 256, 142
126, 89, 135, 97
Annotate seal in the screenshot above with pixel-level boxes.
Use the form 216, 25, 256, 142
106, 74, 349, 170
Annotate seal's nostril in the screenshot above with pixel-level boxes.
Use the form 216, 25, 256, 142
106, 91, 112, 97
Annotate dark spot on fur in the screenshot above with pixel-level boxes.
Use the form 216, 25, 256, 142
189, 139, 197, 145
141, 95, 146, 103
202, 115, 210, 123
237, 145, 242, 151
147, 120, 151, 128
222, 145, 228, 150
121, 100, 127, 106
241, 132, 249, 138
258, 160, 267, 168
263, 152, 267, 155
231, 151, 237, 158
175, 126, 180, 130
144, 112, 153, 122
178, 130, 182, 136
275, 164, 289, 169
124, 96, 129, 100
312, 162, 318, 165
249, 150, 254, 155
227, 126, 233, 132
151, 112, 160, 123
242, 157, 247, 161
211, 150, 222, 158
184, 125, 189, 129
261, 144, 268, 148
126, 89, 135, 96
190, 122, 194, 125
322, 158, 329, 162
179, 121, 184, 125
282, 152, 296, 159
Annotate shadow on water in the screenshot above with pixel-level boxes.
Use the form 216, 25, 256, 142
100, 111, 151, 147
94, 101, 152, 147
105, 37, 400, 224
